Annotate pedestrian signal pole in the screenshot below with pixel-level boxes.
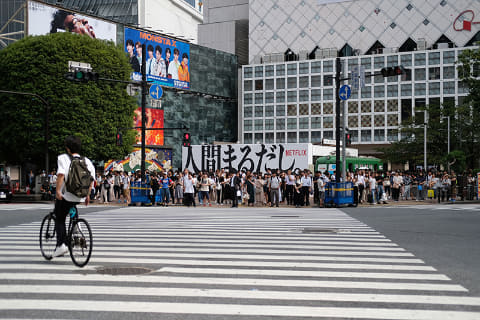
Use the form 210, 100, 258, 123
141, 44, 147, 183
335, 57, 342, 181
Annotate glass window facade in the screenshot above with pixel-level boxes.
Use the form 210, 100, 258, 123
241, 47, 469, 146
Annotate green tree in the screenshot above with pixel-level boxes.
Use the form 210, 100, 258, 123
457, 47, 480, 169
380, 47, 480, 170
0, 32, 137, 169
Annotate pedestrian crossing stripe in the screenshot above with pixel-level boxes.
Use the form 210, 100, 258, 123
2, 285, 480, 306
2, 299, 480, 319
0, 208, 479, 319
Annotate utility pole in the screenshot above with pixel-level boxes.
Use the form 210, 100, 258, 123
342, 100, 347, 179
335, 57, 342, 181
424, 110, 427, 173
141, 43, 147, 183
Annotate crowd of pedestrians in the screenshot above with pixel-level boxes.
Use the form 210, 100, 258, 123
34, 166, 479, 207
345, 169, 477, 205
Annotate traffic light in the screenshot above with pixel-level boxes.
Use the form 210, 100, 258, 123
182, 132, 191, 147
64, 68, 99, 82
345, 132, 352, 146
116, 132, 123, 146
380, 65, 406, 77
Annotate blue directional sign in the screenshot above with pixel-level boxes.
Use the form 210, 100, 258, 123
339, 84, 351, 101
149, 84, 163, 100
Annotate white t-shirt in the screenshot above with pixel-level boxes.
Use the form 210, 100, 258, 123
183, 176, 194, 193
57, 153, 95, 203
357, 175, 365, 186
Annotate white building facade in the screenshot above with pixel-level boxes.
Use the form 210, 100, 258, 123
139, 0, 203, 43
241, 0, 480, 154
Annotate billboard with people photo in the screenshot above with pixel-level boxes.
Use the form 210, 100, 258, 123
27, 0, 116, 42
124, 27, 190, 90
133, 106, 164, 146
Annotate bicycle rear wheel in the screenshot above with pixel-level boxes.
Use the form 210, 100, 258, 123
68, 218, 93, 267
39, 213, 56, 260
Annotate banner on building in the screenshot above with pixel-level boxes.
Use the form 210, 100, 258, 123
133, 106, 164, 146
182, 144, 312, 173
105, 147, 172, 173
124, 27, 190, 90
27, 0, 117, 42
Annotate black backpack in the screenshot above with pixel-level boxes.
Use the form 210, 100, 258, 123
66, 155, 93, 198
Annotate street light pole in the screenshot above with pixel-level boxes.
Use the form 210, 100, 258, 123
442, 115, 451, 171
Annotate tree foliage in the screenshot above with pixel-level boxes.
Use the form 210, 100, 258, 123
379, 46, 480, 170
0, 32, 137, 168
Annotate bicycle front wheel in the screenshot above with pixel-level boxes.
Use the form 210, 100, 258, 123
39, 213, 56, 260
68, 218, 93, 267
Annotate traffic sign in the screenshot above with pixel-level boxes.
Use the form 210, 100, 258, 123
339, 84, 351, 100
149, 84, 163, 100
351, 66, 365, 90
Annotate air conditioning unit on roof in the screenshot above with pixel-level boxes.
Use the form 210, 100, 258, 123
271, 53, 284, 62
262, 54, 272, 63
298, 50, 308, 60
417, 38, 427, 51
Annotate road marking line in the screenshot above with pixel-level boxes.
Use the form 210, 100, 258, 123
0, 273, 467, 291
1, 285, 479, 305
0, 241, 407, 251
0, 245, 415, 256
0, 264, 448, 280
1, 299, 479, 319
0, 249, 424, 264
0, 256, 436, 271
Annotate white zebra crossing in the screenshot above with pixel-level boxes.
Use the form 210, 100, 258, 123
0, 207, 479, 320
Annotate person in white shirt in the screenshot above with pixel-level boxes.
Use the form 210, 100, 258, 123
53, 136, 95, 258
300, 170, 312, 206
317, 175, 326, 207
368, 173, 377, 204
182, 169, 195, 207
357, 171, 366, 204
268, 171, 281, 207
285, 169, 295, 205
167, 48, 181, 79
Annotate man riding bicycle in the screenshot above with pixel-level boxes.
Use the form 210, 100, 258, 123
53, 135, 95, 257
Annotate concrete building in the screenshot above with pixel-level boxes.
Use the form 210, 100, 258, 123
1, 0, 203, 47
198, 0, 249, 65
235, 0, 480, 159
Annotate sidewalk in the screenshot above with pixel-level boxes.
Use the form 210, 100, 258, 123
9, 192, 480, 207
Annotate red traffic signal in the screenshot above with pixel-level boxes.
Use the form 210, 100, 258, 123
345, 133, 352, 146
381, 65, 406, 77
182, 132, 191, 147
116, 132, 123, 146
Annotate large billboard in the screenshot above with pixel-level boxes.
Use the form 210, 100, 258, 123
124, 27, 190, 90
133, 106, 164, 146
182, 144, 312, 174
27, 0, 117, 42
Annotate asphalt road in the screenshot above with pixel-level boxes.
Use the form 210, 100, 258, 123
0, 203, 115, 228
0, 203, 479, 319
342, 203, 480, 295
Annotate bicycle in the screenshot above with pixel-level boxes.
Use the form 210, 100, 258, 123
39, 204, 93, 267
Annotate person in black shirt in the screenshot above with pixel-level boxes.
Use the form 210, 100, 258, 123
126, 39, 140, 72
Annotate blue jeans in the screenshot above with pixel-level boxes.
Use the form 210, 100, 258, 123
161, 188, 170, 203
377, 185, 384, 202
370, 189, 376, 203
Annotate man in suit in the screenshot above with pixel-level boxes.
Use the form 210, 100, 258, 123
230, 170, 241, 207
